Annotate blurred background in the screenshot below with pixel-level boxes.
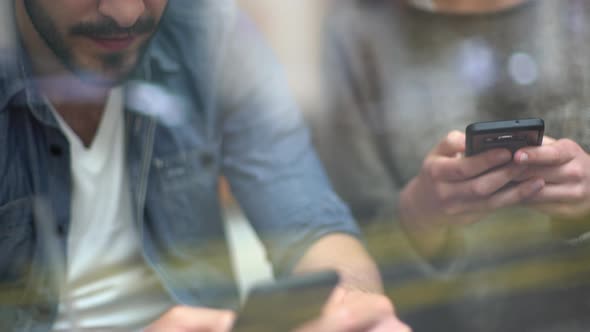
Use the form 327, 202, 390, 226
238, 0, 329, 117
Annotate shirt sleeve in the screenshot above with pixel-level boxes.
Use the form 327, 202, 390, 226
218, 14, 361, 277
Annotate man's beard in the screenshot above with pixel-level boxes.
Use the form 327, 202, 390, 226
23, 0, 158, 86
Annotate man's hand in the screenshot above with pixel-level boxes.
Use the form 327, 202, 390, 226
144, 306, 235, 332
291, 234, 410, 330
294, 287, 411, 332
515, 137, 590, 220
399, 131, 545, 256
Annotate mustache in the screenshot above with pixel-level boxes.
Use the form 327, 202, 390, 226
70, 16, 157, 38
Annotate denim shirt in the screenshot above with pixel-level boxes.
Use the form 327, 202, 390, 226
0, 2, 359, 330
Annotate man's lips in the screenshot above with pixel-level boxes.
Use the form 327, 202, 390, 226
89, 36, 137, 51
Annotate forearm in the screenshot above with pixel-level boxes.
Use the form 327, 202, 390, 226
292, 233, 384, 293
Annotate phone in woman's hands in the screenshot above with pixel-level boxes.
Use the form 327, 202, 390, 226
465, 118, 544, 157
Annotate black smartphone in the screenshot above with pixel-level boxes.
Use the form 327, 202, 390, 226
232, 270, 340, 332
465, 118, 544, 157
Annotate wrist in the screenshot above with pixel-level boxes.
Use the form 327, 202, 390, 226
398, 180, 452, 258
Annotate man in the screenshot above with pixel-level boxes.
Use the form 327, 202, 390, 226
0, 0, 411, 331
316, 0, 590, 331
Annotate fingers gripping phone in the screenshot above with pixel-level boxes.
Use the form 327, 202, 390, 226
465, 118, 544, 157
232, 270, 340, 332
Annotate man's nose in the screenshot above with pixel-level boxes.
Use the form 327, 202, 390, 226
98, 0, 146, 28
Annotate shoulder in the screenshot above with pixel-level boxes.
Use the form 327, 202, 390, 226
146, 0, 239, 69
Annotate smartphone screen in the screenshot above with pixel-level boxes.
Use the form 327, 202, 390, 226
465, 118, 544, 156
232, 270, 340, 332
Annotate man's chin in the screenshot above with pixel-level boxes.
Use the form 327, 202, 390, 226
65, 40, 152, 87
64, 52, 139, 87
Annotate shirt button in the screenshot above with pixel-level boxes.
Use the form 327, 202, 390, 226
35, 304, 54, 321
200, 152, 214, 168
56, 224, 67, 237
49, 144, 63, 157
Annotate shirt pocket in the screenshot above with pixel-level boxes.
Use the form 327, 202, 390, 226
149, 149, 224, 246
153, 149, 219, 192
0, 197, 35, 286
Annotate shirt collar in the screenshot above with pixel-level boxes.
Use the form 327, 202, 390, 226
141, 0, 237, 77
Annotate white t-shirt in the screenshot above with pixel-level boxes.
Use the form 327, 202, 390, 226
51, 88, 174, 331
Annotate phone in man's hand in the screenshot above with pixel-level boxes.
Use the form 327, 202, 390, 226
465, 118, 544, 157
232, 270, 340, 332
